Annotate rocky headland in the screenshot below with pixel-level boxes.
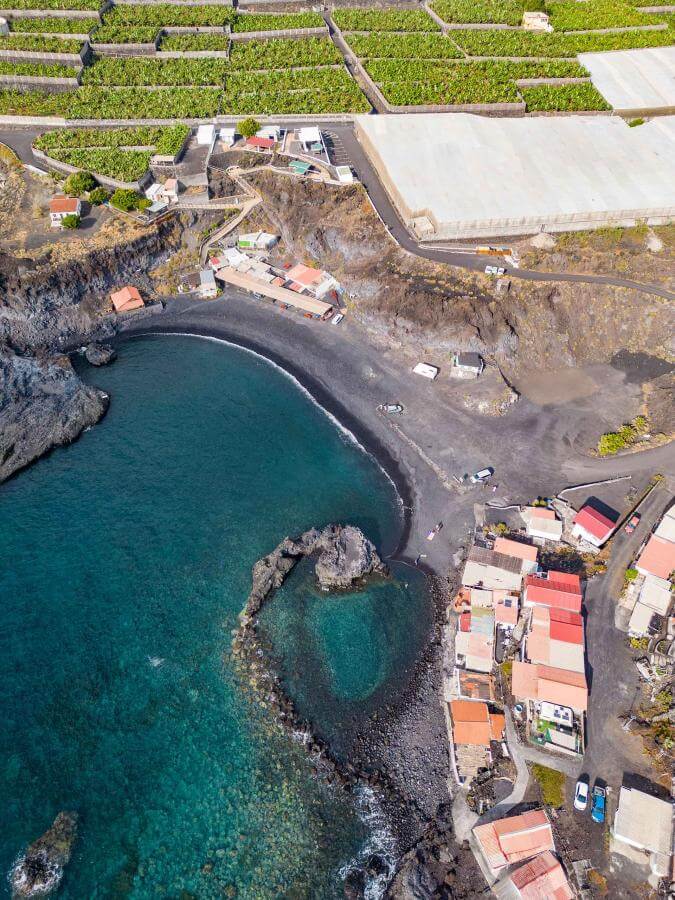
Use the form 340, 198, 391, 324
9, 811, 78, 898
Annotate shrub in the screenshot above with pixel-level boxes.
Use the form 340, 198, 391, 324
89, 186, 109, 205
61, 213, 80, 228
531, 764, 565, 808
629, 636, 649, 650
64, 170, 96, 195
598, 416, 649, 455
110, 188, 144, 211
238, 116, 260, 138
624, 567, 638, 582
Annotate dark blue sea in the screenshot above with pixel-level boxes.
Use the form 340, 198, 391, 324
0, 334, 430, 898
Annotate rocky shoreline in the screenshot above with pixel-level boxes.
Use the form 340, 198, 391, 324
9, 811, 78, 898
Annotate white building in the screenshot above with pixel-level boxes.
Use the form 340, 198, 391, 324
49, 196, 81, 227
452, 352, 484, 379
145, 180, 180, 205
199, 268, 218, 299
196, 124, 216, 147
298, 126, 324, 153
522, 507, 563, 543
237, 231, 278, 251
612, 787, 673, 877
335, 165, 354, 184
257, 125, 281, 142
219, 127, 236, 147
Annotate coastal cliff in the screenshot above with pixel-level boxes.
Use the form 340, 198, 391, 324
0, 350, 108, 482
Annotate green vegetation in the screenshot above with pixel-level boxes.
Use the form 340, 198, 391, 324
548, 0, 663, 32
432, 0, 525, 26
0, 34, 82, 52
334, 8, 439, 31
0, 86, 223, 118
451, 26, 675, 55
654, 689, 672, 712
103, 4, 235, 27
624, 567, 639, 583
64, 169, 96, 195
521, 83, 611, 111
347, 32, 463, 59
53, 147, 152, 181
237, 116, 260, 139
377, 74, 520, 105
9, 16, 94, 34
223, 68, 369, 113
229, 37, 342, 69
0, 60, 78, 77
61, 212, 80, 229
630, 636, 649, 649
233, 12, 325, 31
90, 24, 159, 44
110, 187, 149, 211
35, 124, 188, 155
88, 186, 109, 204
81, 56, 230, 85
5, 0, 99, 7
159, 32, 230, 52
598, 416, 649, 455
531, 764, 565, 808
628, 116, 645, 126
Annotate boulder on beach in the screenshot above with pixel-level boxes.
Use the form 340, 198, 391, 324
10, 811, 78, 898
84, 342, 116, 367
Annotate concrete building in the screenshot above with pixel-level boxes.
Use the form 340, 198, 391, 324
199, 268, 218, 299
196, 124, 216, 147
494, 537, 538, 575
145, 180, 180, 205
49, 196, 81, 227
579, 46, 675, 116
611, 787, 673, 877
522, 507, 563, 543
452, 352, 484, 379
110, 285, 143, 313
462, 546, 524, 592
571, 504, 616, 547
449, 700, 504, 784
237, 231, 278, 251
473, 810, 554, 874
355, 114, 675, 239
219, 127, 236, 147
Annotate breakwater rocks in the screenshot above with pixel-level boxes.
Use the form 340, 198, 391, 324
84, 342, 116, 367
9, 811, 78, 898
0, 349, 108, 483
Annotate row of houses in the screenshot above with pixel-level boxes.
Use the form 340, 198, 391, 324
627, 503, 675, 637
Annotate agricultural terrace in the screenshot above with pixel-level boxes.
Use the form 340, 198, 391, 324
338, 0, 673, 110
33, 125, 188, 181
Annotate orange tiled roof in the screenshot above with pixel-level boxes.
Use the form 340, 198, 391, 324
110, 285, 143, 312
490, 712, 505, 740
510, 851, 573, 900
494, 537, 538, 562
474, 810, 553, 870
50, 196, 79, 214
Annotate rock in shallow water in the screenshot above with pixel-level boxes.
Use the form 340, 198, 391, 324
84, 342, 116, 367
10, 811, 78, 898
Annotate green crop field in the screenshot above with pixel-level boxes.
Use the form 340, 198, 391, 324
90, 25, 159, 44
47, 147, 153, 180
5, 0, 99, 8
333, 8, 440, 31
0, 33, 82, 52
346, 32, 463, 58
102, 5, 235, 27
547, 0, 663, 31
0, 59, 79, 77
228, 38, 343, 69
450, 25, 674, 54
431, 0, 525, 26
519, 82, 611, 109
35, 125, 189, 154
158, 32, 230, 52
81, 56, 230, 86
9, 17, 94, 34
233, 12, 325, 31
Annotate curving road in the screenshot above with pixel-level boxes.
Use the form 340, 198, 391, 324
3, 122, 673, 301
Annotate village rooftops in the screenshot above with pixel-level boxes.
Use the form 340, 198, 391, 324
636, 535, 675, 580
524, 571, 582, 614
450, 700, 504, 746
523, 506, 563, 542
285, 263, 339, 299
494, 537, 538, 573
613, 786, 674, 875
463, 545, 524, 592
506, 850, 573, 899
654, 506, 675, 542
473, 809, 554, 872
245, 136, 276, 150
110, 285, 143, 313
511, 660, 587, 711
456, 669, 495, 701
638, 575, 673, 615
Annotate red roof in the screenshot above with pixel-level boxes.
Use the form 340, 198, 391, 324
510, 851, 573, 900
549, 608, 583, 625
636, 535, 675, 580
246, 136, 275, 149
110, 285, 143, 312
459, 612, 472, 632
525, 575, 582, 614
474, 810, 554, 870
50, 196, 79, 214
550, 619, 584, 645
573, 505, 616, 540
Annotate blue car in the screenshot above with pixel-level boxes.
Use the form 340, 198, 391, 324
591, 786, 606, 823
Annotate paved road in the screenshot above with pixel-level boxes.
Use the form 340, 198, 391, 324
582, 480, 674, 794
2, 123, 674, 302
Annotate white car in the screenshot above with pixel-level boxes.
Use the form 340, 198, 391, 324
496, 267, 506, 276
331, 313, 344, 325
470, 467, 494, 483
484, 265, 497, 275
574, 779, 589, 811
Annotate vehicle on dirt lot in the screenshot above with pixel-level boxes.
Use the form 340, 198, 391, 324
496, 267, 506, 276
591, 785, 606, 823
470, 467, 494, 483
574, 778, 589, 811
484, 265, 497, 275
427, 521, 443, 541
625, 513, 641, 534
331, 313, 344, 325
377, 403, 404, 414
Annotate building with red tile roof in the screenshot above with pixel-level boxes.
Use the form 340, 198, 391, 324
572, 505, 616, 547
512, 660, 587, 711
473, 809, 554, 872
503, 850, 574, 899
449, 700, 504, 745
494, 537, 538, 573
49, 195, 81, 227
524, 571, 582, 614
636, 535, 675, 580
245, 135, 276, 150
110, 285, 144, 312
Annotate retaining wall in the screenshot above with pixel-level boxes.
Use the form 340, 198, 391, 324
230, 25, 327, 40
90, 35, 160, 55
156, 49, 230, 57
0, 72, 79, 91
0, 46, 85, 64
0, 8, 99, 17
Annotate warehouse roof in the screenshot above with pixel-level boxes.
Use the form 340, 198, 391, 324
637, 535, 675, 580
613, 786, 674, 856
579, 46, 675, 114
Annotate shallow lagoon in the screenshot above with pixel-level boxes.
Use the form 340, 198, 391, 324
0, 335, 430, 898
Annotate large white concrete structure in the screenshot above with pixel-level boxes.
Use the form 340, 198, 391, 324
579, 46, 675, 116
355, 113, 675, 239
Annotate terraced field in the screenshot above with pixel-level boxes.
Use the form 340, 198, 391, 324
0, 0, 671, 116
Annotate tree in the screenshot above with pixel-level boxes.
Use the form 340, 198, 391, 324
110, 188, 143, 212
64, 171, 96, 197
61, 213, 80, 229
89, 187, 110, 205
238, 117, 260, 139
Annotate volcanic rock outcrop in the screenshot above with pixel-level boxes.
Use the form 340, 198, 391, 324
10, 811, 78, 898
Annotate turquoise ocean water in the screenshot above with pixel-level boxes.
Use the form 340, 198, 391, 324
0, 335, 430, 898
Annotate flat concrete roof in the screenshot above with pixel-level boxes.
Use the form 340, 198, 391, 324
578, 46, 675, 115
614, 787, 673, 856
356, 113, 675, 238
